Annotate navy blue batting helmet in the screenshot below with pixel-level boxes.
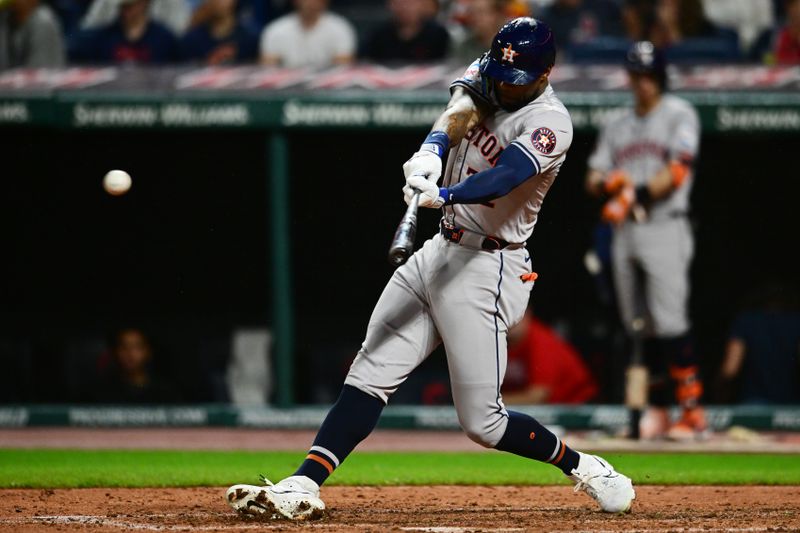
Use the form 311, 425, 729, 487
625, 41, 668, 90
479, 17, 556, 86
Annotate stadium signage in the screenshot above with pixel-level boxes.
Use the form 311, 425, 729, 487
717, 107, 800, 131
238, 408, 326, 427
773, 410, 800, 429
567, 106, 627, 130
282, 100, 443, 127
71, 103, 250, 128
68, 408, 208, 426
0, 102, 28, 123
0, 408, 28, 427
1, 406, 800, 430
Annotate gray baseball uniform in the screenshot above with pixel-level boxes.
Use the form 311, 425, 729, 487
345, 61, 573, 447
588, 95, 700, 336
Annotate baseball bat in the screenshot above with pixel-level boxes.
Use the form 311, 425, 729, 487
625, 317, 648, 440
387, 191, 420, 267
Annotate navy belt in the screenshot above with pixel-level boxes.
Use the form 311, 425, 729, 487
440, 222, 523, 251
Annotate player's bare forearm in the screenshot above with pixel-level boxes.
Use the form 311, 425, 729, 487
643, 165, 674, 201
585, 169, 606, 196
431, 87, 488, 145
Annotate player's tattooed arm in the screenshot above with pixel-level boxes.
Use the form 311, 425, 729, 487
402, 87, 490, 188
431, 86, 491, 145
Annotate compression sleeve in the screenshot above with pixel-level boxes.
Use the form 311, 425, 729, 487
440, 143, 539, 205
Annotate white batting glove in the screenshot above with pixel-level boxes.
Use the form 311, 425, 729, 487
402, 151, 442, 183
403, 175, 444, 208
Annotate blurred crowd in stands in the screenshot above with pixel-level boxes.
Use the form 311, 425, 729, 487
2, 0, 800, 71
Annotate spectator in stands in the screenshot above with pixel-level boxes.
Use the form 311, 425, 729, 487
69, 0, 179, 64
0, 0, 66, 70
180, 0, 257, 64
702, 0, 774, 54
420, 0, 439, 19
259, 0, 355, 68
360, 0, 450, 63
190, 0, 270, 36
649, 0, 718, 48
449, 0, 526, 25
621, 0, 657, 42
716, 283, 800, 405
539, 0, 625, 50
773, 0, 800, 64
502, 309, 599, 405
506, 0, 529, 18
773, 0, 788, 21
80, 0, 190, 37
94, 328, 182, 404
449, 0, 510, 65
42, 0, 88, 41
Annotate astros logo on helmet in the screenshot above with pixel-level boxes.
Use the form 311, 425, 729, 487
501, 44, 519, 63
479, 17, 556, 86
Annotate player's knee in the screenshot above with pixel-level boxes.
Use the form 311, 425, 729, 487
343, 348, 400, 404
459, 412, 508, 448
342, 375, 392, 404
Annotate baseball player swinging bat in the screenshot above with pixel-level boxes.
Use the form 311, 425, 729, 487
388, 190, 420, 266
625, 317, 648, 439
224, 19, 636, 521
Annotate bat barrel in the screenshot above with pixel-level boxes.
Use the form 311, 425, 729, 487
628, 409, 642, 440
626, 316, 648, 440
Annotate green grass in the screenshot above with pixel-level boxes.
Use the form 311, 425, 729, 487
1, 450, 798, 488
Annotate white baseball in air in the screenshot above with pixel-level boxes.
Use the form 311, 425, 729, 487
103, 169, 132, 196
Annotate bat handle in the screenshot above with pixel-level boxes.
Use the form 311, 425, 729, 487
408, 190, 420, 209
387, 191, 420, 267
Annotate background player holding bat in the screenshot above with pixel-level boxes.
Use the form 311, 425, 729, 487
586, 41, 706, 441
226, 18, 635, 520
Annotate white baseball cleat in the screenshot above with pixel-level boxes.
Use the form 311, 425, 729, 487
225, 475, 325, 520
569, 452, 636, 513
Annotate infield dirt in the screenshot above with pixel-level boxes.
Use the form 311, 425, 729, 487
1, 485, 799, 532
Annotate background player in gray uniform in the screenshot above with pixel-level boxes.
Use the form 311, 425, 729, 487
226, 18, 634, 520
586, 41, 706, 440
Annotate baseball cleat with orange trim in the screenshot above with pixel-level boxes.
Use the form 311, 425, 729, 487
226, 475, 325, 520
570, 452, 635, 513
667, 407, 709, 441
639, 406, 670, 440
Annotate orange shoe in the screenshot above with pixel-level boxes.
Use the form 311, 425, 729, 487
639, 407, 670, 440
667, 407, 709, 441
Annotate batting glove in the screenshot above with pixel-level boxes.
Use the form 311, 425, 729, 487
601, 185, 634, 224
403, 150, 442, 183
404, 175, 445, 209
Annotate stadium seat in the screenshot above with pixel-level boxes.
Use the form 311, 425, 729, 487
334, 4, 388, 48
567, 37, 632, 64
665, 31, 743, 64
748, 27, 776, 62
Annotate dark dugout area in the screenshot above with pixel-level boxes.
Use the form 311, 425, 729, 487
2, 128, 798, 403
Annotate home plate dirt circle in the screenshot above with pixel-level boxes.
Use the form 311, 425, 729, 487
1, 485, 799, 532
